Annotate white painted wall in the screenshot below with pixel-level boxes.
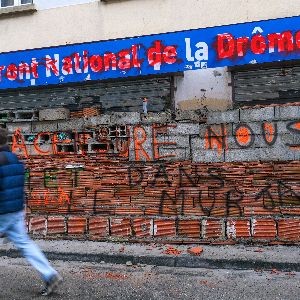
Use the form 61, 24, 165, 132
2, 0, 300, 53
1, 0, 300, 110
35, 0, 96, 10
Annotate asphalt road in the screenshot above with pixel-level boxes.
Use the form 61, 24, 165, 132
0, 256, 299, 300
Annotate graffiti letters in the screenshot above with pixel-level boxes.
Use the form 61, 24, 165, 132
205, 120, 300, 154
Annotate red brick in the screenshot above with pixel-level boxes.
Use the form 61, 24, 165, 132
24, 158, 300, 245
29, 217, 46, 236
280, 208, 300, 216
244, 207, 280, 216
177, 220, 201, 238
179, 208, 205, 216
47, 216, 65, 234
278, 219, 300, 241
67, 217, 86, 235
268, 241, 294, 245
154, 219, 176, 237
89, 217, 108, 237
224, 208, 243, 217
203, 220, 224, 239
187, 247, 203, 256
252, 219, 276, 240
110, 218, 131, 237
209, 208, 227, 217
132, 218, 153, 237
144, 207, 160, 216
227, 219, 251, 239
114, 207, 144, 216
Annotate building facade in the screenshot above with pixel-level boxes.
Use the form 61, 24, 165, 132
0, 0, 299, 244
2, 0, 300, 111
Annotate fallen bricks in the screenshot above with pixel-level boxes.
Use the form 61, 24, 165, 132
1, 240, 300, 272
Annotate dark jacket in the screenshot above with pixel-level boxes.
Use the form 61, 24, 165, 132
0, 146, 25, 214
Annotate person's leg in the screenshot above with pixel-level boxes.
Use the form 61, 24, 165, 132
0, 214, 11, 244
5, 211, 58, 282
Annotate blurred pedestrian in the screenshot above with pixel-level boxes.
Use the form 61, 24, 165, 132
143, 97, 148, 114
0, 128, 62, 296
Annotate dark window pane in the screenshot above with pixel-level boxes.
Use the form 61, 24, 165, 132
1, 0, 14, 7
21, 0, 32, 4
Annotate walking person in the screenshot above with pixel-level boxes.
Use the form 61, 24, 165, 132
0, 128, 62, 296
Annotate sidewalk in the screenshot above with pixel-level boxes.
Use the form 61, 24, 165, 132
1, 239, 300, 271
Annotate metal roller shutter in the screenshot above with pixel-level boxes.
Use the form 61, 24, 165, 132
232, 63, 300, 107
0, 76, 172, 113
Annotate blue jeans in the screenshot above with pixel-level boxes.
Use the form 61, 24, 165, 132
0, 210, 57, 282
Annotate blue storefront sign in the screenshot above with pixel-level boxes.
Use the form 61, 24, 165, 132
1, 15, 300, 90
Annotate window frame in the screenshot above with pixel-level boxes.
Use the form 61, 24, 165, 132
1, 0, 32, 8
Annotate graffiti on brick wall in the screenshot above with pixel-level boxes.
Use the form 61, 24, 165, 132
205, 120, 300, 153
8, 114, 300, 218
186, 177, 300, 216
13, 126, 130, 158
11, 119, 300, 162
25, 161, 300, 217
128, 164, 300, 216
12, 124, 178, 161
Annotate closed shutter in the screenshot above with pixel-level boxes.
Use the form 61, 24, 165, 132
232, 64, 300, 107
0, 76, 172, 112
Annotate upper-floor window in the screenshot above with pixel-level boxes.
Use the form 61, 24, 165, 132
1, 0, 32, 7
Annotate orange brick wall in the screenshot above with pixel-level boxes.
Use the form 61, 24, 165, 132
6, 103, 299, 245
25, 156, 300, 244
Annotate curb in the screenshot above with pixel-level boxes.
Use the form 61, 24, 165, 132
1, 249, 300, 272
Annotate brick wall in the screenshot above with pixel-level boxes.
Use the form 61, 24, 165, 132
4, 103, 300, 244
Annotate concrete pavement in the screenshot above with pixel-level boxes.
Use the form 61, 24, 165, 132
1, 257, 300, 300
1, 239, 300, 271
